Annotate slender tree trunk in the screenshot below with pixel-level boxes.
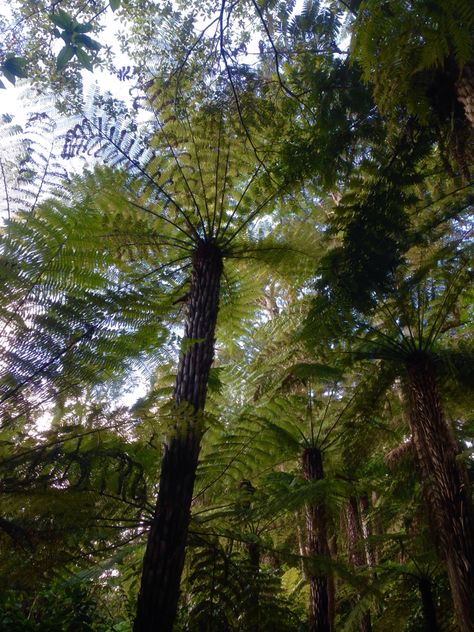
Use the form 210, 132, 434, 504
418, 577, 440, 632
302, 447, 331, 632
456, 61, 474, 131
134, 242, 223, 632
405, 351, 474, 632
345, 497, 372, 632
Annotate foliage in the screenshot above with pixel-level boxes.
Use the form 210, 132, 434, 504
352, 0, 474, 118
0, 0, 473, 630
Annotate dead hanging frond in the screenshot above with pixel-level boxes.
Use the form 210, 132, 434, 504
384, 439, 415, 471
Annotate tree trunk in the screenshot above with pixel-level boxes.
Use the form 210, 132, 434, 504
418, 577, 439, 632
456, 61, 474, 131
134, 242, 223, 632
302, 447, 331, 632
345, 497, 372, 632
405, 352, 474, 632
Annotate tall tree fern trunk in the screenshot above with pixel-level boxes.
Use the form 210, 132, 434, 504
456, 62, 474, 131
302, 447, 331, 632
134, 242, 223, 632
405, 352, 474, 632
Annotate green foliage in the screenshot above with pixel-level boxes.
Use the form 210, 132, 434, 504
352, 0, 474, 118
0, 581, 105, 631
0, 55, 27, 87
0, 1, 473, 630
351, 0, 474, 179
50, 10, 102, 72
177, 542, 304, 631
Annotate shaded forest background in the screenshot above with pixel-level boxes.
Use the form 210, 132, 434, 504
0, 1, 473, 630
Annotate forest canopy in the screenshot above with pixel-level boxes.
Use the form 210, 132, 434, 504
0, 1, 473, 631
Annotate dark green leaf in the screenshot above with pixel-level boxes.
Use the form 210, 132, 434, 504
49, 9, 74, 30
56, 46, 75, 71
3, 56, 27, 79
75, 47, 94, 72
286, 362, 342, 381
74, 22, 94, 34
75, 34, 102, 51
109, 0, 121, 11
1, 68, 16, 85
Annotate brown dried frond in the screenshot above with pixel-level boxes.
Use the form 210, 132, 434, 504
384, 439, 414, 469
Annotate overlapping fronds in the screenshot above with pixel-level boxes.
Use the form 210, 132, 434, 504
0, 87, 319, 426
178, 541, 303, 631
352, 0, 474, 119
61, 87, 279, 249
0, 111, 68, 221
0, 401, 160, 589
0, 187, 173, 424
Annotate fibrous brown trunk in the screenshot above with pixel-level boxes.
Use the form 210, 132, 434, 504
405, 352, 474, 632
302, 447, 331, 632
134, 242, 223, 632
345, 497, 372, 632
456, 62, 474, 131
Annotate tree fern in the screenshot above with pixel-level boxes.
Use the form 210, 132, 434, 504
351, 0, 474, 173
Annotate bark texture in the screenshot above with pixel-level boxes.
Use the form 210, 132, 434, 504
302, 447, 331, 632
134, 243, 223, 632
405, 352, 474, 632
456, 62, 474, 131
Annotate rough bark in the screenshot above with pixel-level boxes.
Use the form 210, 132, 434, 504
345, 497, 372, 632
302, 447, 331, 632
456, 62, 474, 131
405, 352, 474, 632
134, 242, 223, 632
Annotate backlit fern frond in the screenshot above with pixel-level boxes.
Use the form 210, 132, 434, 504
0, 185, 173, 423
0, 111, 69, 220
